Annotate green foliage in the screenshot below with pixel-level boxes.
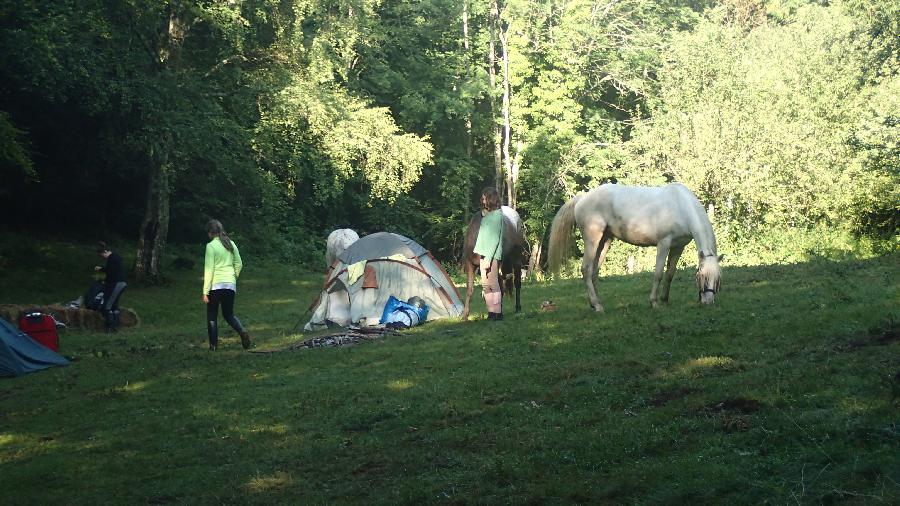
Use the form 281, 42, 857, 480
0, 111, 33, 180
622, 3, 897, 243
257, 77, 432, 204
0, 0, 896, 269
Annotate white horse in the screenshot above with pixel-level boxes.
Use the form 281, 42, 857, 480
548, 183, 722, 311
325, 229, 359, 267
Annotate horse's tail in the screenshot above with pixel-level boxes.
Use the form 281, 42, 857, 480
547, 193, 584, 273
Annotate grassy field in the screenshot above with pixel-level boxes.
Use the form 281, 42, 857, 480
0, 242, 898, 504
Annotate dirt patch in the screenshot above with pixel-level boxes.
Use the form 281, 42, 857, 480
704, 397, 763, 414
837, 319, 899, 352
650, 387, 698, 407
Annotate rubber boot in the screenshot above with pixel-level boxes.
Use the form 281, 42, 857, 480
207, 321, 218, 351
239, 330, 253, 350
104, 310, 114, 333
110, 310, 120, 332
231, 316, 253, 349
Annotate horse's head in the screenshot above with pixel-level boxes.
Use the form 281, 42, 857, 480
696, 253, 722, 304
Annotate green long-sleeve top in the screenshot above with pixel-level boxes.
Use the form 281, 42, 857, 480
203, 237, 243, 295
473, 209, 504, 261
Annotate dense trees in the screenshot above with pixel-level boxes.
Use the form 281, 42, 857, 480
0, 0, 895, 274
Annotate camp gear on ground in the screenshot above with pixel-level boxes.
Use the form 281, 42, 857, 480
0, 317, 69, 378
380, 295, 429, 329
305, 232, 462, 330
18, 311, 60, 352
0, 304, 139, 331
84, 280, 105, 310
407, 296, 426, 309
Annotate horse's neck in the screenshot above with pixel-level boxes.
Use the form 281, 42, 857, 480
689, 208, 717, 257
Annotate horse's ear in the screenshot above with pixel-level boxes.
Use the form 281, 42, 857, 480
718, 254, 725, 263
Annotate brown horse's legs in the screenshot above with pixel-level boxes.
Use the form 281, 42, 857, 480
514, 264, 522, 312
463, 258, 476, 320
660, 245, 685, 303
650, 238, 673, 307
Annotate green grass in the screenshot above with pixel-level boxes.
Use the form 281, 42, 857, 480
0, 242, 898, 504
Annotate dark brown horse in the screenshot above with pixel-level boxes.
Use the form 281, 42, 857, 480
461, 206, 527, 320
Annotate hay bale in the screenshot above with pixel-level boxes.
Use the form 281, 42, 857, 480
0, 304, 139, 331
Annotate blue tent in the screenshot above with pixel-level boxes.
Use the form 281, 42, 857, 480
0, 317, 69, 378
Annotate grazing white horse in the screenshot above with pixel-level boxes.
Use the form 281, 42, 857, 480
548, 183, 722, 311
325, 229, 359, 267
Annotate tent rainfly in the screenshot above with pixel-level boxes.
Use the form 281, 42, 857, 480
0, 317, 69, 378
305, 232, 463, 330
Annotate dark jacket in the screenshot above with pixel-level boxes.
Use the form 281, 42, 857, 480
101, 252, 125, 290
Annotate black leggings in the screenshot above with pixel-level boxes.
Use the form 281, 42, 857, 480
207, 289, 245, 345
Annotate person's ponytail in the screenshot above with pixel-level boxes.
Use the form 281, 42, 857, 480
206, 219, 234, 252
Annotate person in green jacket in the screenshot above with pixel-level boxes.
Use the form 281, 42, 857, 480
473, 187, 504, 320
203, 219, 252, 350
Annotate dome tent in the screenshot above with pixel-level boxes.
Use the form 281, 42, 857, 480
304, 233, 463, 330
0, 317, 69, 378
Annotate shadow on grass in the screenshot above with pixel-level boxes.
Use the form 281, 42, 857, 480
0, 252, 897, 503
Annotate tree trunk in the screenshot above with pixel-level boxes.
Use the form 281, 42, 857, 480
508, 140, 522, 209
488, 0, 503, 190
132, 7, 187, 281
529, 239, 542, 279
462, 0, 473, 158
499, 18, 512, 206
133, 151, 170, 282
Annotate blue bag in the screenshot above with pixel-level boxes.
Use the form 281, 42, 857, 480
379, 295, 429, 327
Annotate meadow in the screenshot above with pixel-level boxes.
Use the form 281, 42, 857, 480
0, 242, 897, 504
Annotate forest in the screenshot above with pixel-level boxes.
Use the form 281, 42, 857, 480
1, 0, 897, 277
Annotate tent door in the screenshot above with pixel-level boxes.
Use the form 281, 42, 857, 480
325, 281, 351, 327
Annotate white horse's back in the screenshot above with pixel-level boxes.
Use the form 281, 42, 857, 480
326, 229, 359, 267
575, 183, 705, 247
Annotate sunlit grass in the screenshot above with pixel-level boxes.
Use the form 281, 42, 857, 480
246, 471, 293, 493
0, 243, 897, 504
387, 379, 415, 390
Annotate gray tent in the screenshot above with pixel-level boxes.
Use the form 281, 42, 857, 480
0, 318, 69, 378
305, 232, 463, 330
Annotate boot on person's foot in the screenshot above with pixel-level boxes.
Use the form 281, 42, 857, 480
240, 330, 253, 350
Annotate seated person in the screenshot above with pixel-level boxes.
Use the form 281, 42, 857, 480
95, 241, 127, 333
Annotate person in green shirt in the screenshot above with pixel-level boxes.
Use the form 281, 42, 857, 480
202, 219, 252, 350
473, 187, 504, 320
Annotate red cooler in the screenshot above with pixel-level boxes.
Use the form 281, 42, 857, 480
19, 312, 60, 352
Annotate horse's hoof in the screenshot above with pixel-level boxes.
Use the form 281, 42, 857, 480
651, 301, 659, 308
593, 305, 604, 313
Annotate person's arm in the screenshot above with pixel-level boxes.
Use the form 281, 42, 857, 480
203, 243, 214, 295
232, 242, 243, 278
